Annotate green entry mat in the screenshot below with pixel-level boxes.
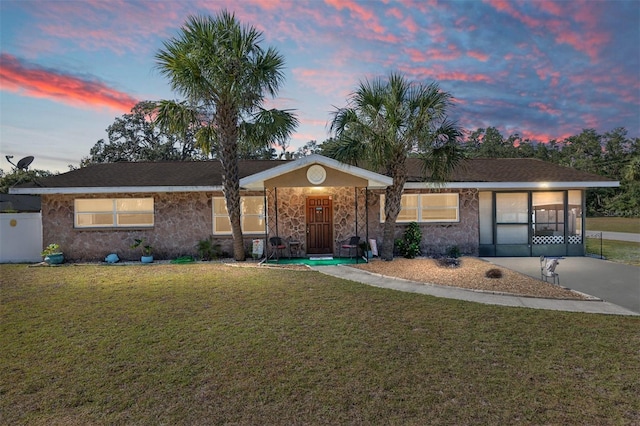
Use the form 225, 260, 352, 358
265, 257, 362, 266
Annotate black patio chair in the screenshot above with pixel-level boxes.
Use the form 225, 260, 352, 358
269, 236, 288, 260
340, 236, 360, 258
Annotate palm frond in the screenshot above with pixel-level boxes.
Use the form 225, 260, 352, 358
242, 108, 299, 147
420, 119, 466, 182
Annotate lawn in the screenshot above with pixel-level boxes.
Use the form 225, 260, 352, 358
1, 263, 639, 425
585, 217, 640, 266
586, 217, 640, 233
586, 238, 640, 266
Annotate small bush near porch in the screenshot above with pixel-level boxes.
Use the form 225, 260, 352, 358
1, 264, 638, 424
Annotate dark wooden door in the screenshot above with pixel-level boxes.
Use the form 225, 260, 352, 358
306, 196, 333, 254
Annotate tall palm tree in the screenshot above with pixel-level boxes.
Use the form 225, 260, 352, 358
154, 12, 297, 261
328, 72, 463, 260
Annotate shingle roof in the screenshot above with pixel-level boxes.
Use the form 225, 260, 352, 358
406, 158, 613, 183
12, 157, 614, 192
17, 160, 287, 188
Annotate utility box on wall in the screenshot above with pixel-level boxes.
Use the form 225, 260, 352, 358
0, 213, 42, 263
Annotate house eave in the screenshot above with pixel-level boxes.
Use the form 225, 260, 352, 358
10, 180, 618, 195
9, 186, 224, 195
403, 181, 620, 190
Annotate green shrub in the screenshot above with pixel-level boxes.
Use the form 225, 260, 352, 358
395, 222, 422, 259
196, 237, 221, 261
446, 245, 461, 258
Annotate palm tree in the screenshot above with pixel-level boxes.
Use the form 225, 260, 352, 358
154, 12, 297, 261
328, 72, 463, 260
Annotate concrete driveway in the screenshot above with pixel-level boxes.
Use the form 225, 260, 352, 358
483, 257, 640, 314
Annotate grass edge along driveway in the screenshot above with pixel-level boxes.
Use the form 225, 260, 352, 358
1, 263, 639, 425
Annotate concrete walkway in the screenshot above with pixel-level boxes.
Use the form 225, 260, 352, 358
312, 260, 639, 316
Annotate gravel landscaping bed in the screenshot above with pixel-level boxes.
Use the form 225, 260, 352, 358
351, 256, 588, 300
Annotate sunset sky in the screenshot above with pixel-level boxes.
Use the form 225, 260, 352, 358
1, 0, 639, 173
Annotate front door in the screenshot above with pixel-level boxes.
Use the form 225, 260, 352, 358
306, 196, 333, 254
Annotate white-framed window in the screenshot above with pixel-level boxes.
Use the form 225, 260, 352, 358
75, 198, 154, 228
213, 196, 265, 235
380, 193, 459, 223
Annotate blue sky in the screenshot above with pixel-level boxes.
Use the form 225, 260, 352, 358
1, 0, 638, 173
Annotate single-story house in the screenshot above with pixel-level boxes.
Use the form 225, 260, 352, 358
9, 154, 617, 261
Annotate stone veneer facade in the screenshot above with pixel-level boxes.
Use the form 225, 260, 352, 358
42, 187, 479, 262
43, 192, 235, 262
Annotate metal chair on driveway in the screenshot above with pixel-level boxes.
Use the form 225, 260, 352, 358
540, 255, 560, 285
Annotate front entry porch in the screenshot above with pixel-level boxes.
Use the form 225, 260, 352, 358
263, 186, 371, 261
237, 154, 392, 262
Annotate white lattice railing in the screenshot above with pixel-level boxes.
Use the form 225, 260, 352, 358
532, 235, 582, 244
567, 235, 582, 244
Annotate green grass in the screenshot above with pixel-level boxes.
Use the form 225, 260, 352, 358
586, 238, 640, 266
586, 217, 640, 233
2, 264, 639, 425
585, 217, 640, 265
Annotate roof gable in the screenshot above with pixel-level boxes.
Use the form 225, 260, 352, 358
240, 155, 392, 189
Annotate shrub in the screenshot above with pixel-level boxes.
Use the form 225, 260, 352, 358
446, 245, 461, 258
485, 268, 503, 279
197, 237, 221, 261
395, 222, 422, 259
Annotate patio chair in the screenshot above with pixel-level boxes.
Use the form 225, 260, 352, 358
340, 236, 360, 258
269, 236, 288, 260
540, 255, 560, 285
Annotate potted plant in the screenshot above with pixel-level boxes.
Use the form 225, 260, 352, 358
131, 238, 153, 263
41, 243, 64, 265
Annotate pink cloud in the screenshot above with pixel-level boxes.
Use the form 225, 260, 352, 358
406, 47, 461, 62
483, 0, 610, 61
27, 1, 181, 55
0, 54, 137, 112
518, 129, 569, 143
404, 64, 493, 83
324, 0, 383, 33
386, 7, 403, 20
292, 67, 355, 98
425, 21, 446, 43
467, 51, 489, 62
535, 66, 561, 87
529, 102, 560, 116
538, 0, 564, 17
402, 16, 419, 34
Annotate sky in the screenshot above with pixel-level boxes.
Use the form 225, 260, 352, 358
1, 0, 639, 173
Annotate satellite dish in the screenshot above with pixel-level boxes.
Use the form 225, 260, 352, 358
16, 156, 34, 170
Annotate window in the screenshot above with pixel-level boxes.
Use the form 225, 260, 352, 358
75, 198, 154, 228
213, 196, 265, 235
532, 192, 565, 238
398, 194, 419, 222
495, 193, 528, 244
380, 193, 459, 223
